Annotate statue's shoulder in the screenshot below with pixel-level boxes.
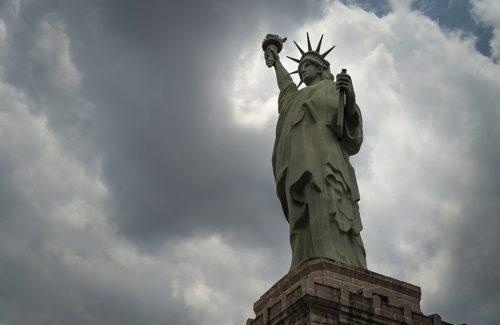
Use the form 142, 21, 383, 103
323, 79, 336, 86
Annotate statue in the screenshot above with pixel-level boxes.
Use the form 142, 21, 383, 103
263, 33, 367, 270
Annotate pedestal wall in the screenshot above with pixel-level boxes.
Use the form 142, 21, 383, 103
247, 258, 463, 325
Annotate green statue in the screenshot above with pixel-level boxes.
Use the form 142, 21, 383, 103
263, 33, 367, 270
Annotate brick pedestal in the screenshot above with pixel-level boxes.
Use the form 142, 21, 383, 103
247, 258, 463, 325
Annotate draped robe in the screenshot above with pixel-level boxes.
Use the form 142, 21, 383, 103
272, 78, 367, 270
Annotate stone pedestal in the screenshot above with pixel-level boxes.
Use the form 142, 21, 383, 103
247, 258, 463, 325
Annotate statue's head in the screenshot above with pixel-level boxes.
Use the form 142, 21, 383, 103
287, 33, 335, 87
298, 56, 334, 86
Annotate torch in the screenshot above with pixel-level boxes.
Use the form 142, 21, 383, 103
262, 34, 287, 67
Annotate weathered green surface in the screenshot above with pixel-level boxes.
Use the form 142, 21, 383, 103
263, 34, 367, 270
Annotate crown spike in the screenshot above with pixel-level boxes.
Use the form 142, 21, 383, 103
286, 56, 301, 63
307, 32, 312, 51
321, 45, 336, 58
316, 34, 324, 52
294, 41, 305, 55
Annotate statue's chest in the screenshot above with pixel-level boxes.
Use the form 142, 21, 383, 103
287, 82, 340, 126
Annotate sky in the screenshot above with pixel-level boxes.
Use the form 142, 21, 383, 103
0, 0, 499, 324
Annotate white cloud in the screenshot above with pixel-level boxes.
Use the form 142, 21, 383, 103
170, 234, 278, 325
234, 1, 500, 321
471, 0, 500, 60
229, 35, 280, 129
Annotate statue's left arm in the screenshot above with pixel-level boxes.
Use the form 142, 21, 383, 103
337, 72, 363, 155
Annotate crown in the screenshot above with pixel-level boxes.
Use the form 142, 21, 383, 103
287, 33, 335, 87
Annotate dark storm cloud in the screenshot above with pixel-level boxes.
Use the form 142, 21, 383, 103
2, 1, 500, 324
0, 0, 321, 250
79, 0, 312, 248
0, 1, 320, 323
0, 155, 192, 324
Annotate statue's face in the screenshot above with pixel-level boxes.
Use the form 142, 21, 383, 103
299, 60, 321, 86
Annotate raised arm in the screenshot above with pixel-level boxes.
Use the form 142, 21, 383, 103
267, 47, 296, 92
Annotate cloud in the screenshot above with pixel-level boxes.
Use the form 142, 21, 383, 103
169, 234, 282, 325
237, 1, 499, 323
471, 0, 500, 59
0, 69, 192, 325
230, 43, 279, 128
313, 2, 499, 324
0, 0, 298, 323
0, 0, 499, 324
